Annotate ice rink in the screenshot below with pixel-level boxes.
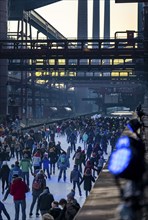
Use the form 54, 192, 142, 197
1, 134, 110, 220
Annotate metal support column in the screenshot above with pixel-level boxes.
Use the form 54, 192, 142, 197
31, 73, 36, 118
144, 3, 148, 82
104, 0, 110, 39
138, 3, 143, 36
77, 0, 90, 114
93, 0, 100, 39
77, 0, 88, 39
0, 0, 8, 118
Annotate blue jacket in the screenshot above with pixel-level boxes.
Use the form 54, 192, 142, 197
69, 133, 77, 143
8, 165, 23, 183
70, 166, 82, 182
42, 157, 50, 169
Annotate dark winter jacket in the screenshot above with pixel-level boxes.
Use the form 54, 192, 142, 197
56, 205, 67, 220
0, 164, 10, 180
73, 150, 82, 165
49, 207, 61, 219
70, 166, 82, 183
49, 148, 58, 164
66, 199, 80, 220
37, 188, 54, 211
80, 173, 95, 191
69, 133, 77, 143
86, 144, 92, 157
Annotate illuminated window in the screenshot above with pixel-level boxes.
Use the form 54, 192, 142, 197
35, 72, 42, 76
49, 59, 55, 65
113, 59, 124, 64
59, 72, 65, 76
120, 72, 128, 77
57, 59, 65, 65
111, 72, 119, 77
51, 71, 58, 76
69, 72, 76, 76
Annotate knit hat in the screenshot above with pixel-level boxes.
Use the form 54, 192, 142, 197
12, 174, 19, 179
67, 189, 75, 199
59, 198, 67, 205
15, 161, 19, 166
74, 164, 78, 170
42, 213, 54, 220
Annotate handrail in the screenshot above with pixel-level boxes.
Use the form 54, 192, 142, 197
0, 38, 146, 49
0, 38, 147, 60
24, 10, 66, 40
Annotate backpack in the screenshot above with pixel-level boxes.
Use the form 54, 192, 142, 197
75, 152, 81, 160
32, 178, 42, 190
61, 156, 66, 164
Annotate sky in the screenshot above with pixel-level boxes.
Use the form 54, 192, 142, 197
8, 0, 138, 39
35, 0, 138, 39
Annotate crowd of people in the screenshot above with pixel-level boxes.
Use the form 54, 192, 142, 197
0, 115, 130, 220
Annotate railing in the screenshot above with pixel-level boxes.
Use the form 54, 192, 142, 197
25, 10, 66, 40
0, 38, 147, 59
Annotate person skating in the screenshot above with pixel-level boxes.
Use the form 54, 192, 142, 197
29, 169, 46, 218
80, 168, 95, 197
0, 200, 10, 220
10, 174, 29, 220
70, 165, 82, 196
57, 151, 69, 182
0, 161, 10, 195
37, 186, 54, 216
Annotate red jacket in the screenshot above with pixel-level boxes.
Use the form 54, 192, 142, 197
10, 178, 29, 200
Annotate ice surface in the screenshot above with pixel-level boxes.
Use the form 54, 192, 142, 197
1, 134, 110, 220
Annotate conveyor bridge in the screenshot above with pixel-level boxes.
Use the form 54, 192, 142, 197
0, 38, 147, 81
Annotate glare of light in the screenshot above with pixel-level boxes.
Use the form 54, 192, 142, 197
108, 148, 132, 175
68, 87, 75, 91
116, 136, 130, 149
111, 111, 133, 116
64, 107, 72, 111
50, 107, 57, 111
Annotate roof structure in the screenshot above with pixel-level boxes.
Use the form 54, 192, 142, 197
9, 0, 62, 20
